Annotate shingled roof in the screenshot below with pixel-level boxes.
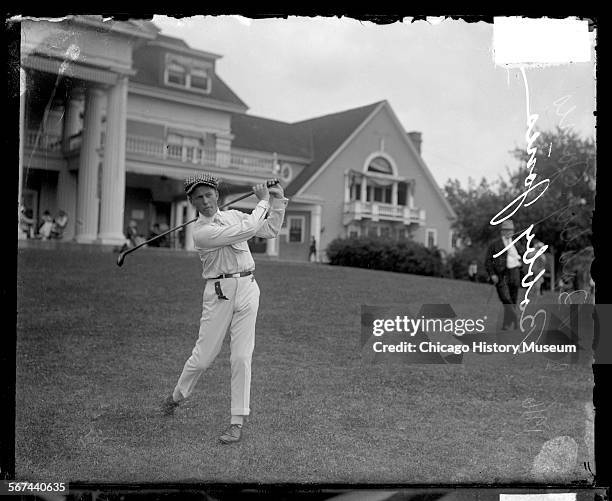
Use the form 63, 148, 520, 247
230, 113, 312, 159
230, 101, 384, 196
287, 101, 384, 195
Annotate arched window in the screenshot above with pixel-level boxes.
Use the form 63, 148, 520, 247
367, 156, 393, 175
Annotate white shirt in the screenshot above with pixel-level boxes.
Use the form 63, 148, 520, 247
503, 236, 522, 269
193, 197, 289, 279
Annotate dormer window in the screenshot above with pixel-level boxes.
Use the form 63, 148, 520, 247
164, 53, 212, 94
190, 68, 210, 91
166, 63, 187, 86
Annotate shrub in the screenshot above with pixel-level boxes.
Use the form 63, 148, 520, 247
326, 237, 444, 277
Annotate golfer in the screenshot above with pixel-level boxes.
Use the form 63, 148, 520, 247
162, 173, 288, 444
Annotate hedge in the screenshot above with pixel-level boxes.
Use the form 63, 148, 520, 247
326, 237, 444, 277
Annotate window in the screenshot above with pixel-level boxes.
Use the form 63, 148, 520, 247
426, 228, 437, 249
368, 225, 379, 238
288, 216, 305, 243
349, 175, 362, 201
398, 228, 407, 240
190, 68, 210, 91
450, 230, 458, 249
380, 227, 391, 238
164, 54, 212, 93
347, 225, 360, 238
383, 185, 392, 204
367, 156, 393, 175
166, 63, 187, 86
397, 182, 408, 206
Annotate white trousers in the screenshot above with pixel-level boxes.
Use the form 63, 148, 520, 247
173, 275, 260, 416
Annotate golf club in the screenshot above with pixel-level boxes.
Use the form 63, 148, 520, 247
116, 179, 280, 267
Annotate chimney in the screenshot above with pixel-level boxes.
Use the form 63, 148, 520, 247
407, 131, 422, 155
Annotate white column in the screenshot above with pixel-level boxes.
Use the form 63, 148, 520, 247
266, 237, 278, 256
360, 176, 367, 202
98, 76, 128, 245
18, 69, 26, 239
391, 182, 398, 206
311, 204, 322, 262
75, 86, 104, 243
184, 203, 196, 250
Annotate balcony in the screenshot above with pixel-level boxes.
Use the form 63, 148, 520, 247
125, 134, 275, 174
343, 200, 425, 226
23, 130, 63, 153
23, 129, 277, 175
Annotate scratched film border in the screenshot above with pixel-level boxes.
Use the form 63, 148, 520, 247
6, 10, 609, 501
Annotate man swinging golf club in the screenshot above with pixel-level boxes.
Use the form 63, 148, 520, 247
161, 172, 288, 444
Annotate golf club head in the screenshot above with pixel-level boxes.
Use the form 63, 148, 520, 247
116, 252, 126, 267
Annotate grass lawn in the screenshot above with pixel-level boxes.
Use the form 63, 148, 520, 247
15, 248, 594, 484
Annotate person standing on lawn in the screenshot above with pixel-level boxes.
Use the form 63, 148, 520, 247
485, 219, 526, 330
162, 173, 288, 444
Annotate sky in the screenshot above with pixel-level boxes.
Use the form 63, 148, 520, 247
152, 16, 596, 187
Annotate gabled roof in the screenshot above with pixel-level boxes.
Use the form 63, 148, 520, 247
229, 101, 385, 196
286, 101, 384, 195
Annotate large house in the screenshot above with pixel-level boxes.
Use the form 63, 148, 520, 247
19, 16, 457, 261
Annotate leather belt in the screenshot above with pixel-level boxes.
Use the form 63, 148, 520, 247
213, 271, 253, 279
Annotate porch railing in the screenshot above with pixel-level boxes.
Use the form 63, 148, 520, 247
24, 130, 277, 174
23, 130, 62, 152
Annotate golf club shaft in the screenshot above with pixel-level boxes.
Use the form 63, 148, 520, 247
117, 179, 279, 265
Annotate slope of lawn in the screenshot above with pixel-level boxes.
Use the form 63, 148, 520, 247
15, 248, 594, 484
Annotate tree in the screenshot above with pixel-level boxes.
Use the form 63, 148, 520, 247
445, 127, 595, 256
444, 176, 512, 247
507, 126, 595, 253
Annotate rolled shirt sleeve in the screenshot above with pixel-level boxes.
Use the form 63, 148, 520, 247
193, 200, 270, 249
255, 197, 289, 239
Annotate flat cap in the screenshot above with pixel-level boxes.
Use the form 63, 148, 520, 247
184, 173, 220, 194
500, 219, 514, 230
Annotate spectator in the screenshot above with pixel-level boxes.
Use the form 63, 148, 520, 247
467, 260, 478, 282
121, 220, 144, 252
309, 236, 317, 262
19, 204, 35, 239
50, 210, 68, 239
38, 210, 54, 240
485, 219, 526, 330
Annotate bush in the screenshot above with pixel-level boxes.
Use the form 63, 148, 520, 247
326, 237, 444, 277
447, 246, 489, 282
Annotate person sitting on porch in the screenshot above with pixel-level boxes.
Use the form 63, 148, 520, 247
38, 211, 54, 240
50, 210, 68, 239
